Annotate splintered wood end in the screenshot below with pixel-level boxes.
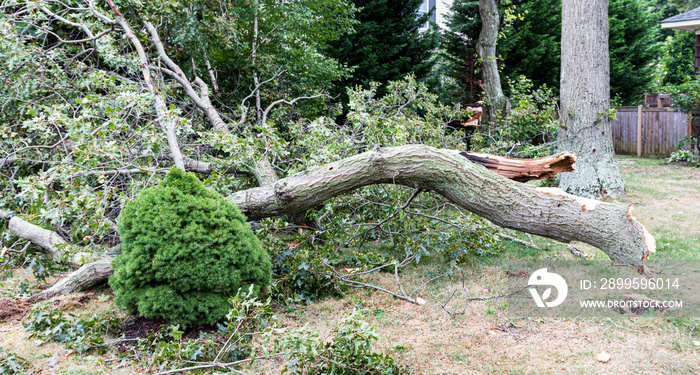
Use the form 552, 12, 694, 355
535, 187, 602, 211
627, 206, 656, 255
460, 151, 577, 182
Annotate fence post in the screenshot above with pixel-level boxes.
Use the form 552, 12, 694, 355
637, 105, 643, 157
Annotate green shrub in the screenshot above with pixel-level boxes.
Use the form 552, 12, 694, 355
0, 347, 29, 375
474, 75, 559, 157
667, 137, 700, 166
668, 150, 698, 164
109, 168, 271, 327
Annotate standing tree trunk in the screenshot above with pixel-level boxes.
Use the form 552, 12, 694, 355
559, 0, 625, 199
477, 0, 511, 128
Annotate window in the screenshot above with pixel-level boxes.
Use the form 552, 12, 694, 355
417, 0, 436, 30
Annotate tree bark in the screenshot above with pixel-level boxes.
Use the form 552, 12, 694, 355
10, 146, 654, 301
26, 257, 115, 303
229, 145, 654, 266
559, 0, 625, 199
6, 214, 91, 266
477, 0, 511, 127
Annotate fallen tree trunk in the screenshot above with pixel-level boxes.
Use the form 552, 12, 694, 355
6, 145, 654, 302
229, 145, 654, 266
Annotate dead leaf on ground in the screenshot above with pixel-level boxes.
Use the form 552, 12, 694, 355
596, 351, 611, 363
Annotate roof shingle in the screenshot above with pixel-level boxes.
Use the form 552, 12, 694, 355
661, 6, 700, 23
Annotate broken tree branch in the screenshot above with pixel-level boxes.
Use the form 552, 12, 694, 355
261, 93, 327, 126
27, 257, 115, 303
4, 214, 93, 267
460, 152, 576, 182
105, 1, 184, 170
145, 21, 228, 133
8, 216, 67, 262
15, 145, 655, 301
229, 145, 654, 266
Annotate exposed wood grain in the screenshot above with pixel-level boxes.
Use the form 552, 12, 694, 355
459, 152, 576, 182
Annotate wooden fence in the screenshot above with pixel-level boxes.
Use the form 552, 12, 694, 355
611, 106, 691, 157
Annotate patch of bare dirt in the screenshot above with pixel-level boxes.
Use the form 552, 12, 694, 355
118, 315, 217, 341
0, 297, 29, 322
119, 316, 166, 339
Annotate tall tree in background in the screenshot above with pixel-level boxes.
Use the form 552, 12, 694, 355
477, 0, 511, 124
608, 0, 661, 103
656, 31, 696, 86
441, 0, 482, 104
326, 0, 439, 104
498, 0, 561, 91
559, 0, 626, 199
444, 0, 659, 109
498, 0, 659, 104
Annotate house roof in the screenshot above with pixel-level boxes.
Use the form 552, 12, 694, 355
661, 6, 700, 32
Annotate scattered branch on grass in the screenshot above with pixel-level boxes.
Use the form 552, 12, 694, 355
646, 260, 687, 275
409, 272, 450, 299
155, 352, 290, 375
499, 232, 540, 249
463, 284, 533, 302
567, 244, 592, 260
440, 269, 535, 316
440, 269, 468, 316
325, 268, 419, 305
320, 255, 446, 305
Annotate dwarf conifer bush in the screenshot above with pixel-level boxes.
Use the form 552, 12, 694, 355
109, 168, 271, 327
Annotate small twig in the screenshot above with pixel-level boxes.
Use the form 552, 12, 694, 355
440, 288, 460, 316
335, 275, 419, 304
105, 337, 140, 346
358, 189, 421, 248
394, 261, 408, 299
409, 272, 450, 299
213, 320, 243, 363
464, 284, 534, 302
441, 269, 468, 316
605, 317, 642, 333
646, 260, 687, 275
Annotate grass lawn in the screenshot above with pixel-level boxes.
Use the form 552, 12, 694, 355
1, 157, 699, 374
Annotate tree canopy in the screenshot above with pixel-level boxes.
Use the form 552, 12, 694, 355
325, 0, 440, 103
447, 0, 664, 105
